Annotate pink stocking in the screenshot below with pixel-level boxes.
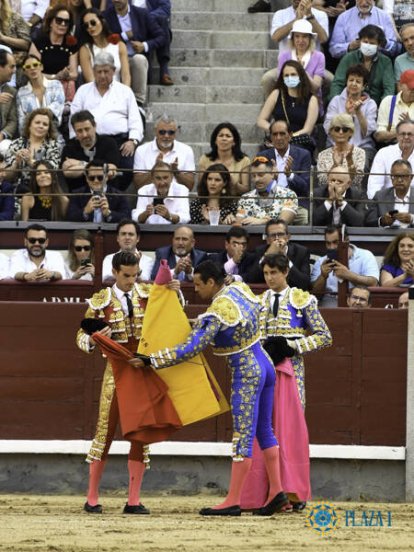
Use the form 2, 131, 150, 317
86, 460, 106, 506
127, 460, 146, 506
262, 446, 283, 504
213, 458, 253, 509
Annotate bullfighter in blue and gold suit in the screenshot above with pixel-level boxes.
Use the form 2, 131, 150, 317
131, 260, 289, 517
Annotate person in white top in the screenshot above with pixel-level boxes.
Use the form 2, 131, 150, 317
133, 113, 195, 191
9, 223, 66, 282
367, 120, 414, 199
70, 51, 143, 190
132, 160, 190, 225
102, 219, 154, 282
0, 252, 9, 279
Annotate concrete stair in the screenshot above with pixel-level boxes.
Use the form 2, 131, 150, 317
146, 0, 276, 160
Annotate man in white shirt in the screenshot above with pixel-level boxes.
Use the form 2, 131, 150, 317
70, 52, 143, 190
102, 219, 154, 282
10, 224, 66, 282
262, 0, 329, 96
133, 113, 195, 191
132, 160, 190, 224
0, 252, 9, 279
368, 120, 414, 199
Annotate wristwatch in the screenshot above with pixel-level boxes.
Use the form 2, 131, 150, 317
131, 139, 139, 148
306, 15, 315, 20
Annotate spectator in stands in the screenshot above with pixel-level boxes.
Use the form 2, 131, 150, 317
133, 114, 195, 192
79, 9, 131, 86
190, 164, 238, 225
67, 159, 130, 222
329, 25, 395, 107
104, 0, 166, 103
380, 231, 414, 287
262, 0, 329, 97
21, 0, 50, 31
324, 64, 377, 168
257, 60, 319, 155
313, 165, 366, 226
277, 19, 325, 110
258, 119, 311, 224
367, 120, 414, 199
398, 290, 409, 309
366, 159, 414, 228
0, 251, 9, 278
375, 71, 414, 146
61, 110, 120, 193
245, 218, 311, 290
382, 0, 414, 36
347, 285, 371, 308
70, 51, 143, 191
10, 223, 66, 281
21, 160, 69, 221
394, 24, 414, 82
317, 114, 365, 189
130, 0, 173, 85
247, 0, 283, 13
329, 0, 399, 60
198, 122, 251, 196
0, 152, 14, 220
150, 225, 208, 281
132, 160, 190, 225
236, 156, 298, 225
102, 219, 153, 282
29, 5, 78, 101
65, 228, 95, 281
0, 50, 17, 156
5, 108, 61, 189
17, 54, 65, 135
311, 224, 379, 307
209, 227, 255, 284
0, 0, 30, 87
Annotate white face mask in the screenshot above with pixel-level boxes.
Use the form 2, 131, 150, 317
360, 42, 378, 57
283, 75, 300, 88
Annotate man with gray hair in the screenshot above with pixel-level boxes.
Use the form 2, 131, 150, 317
70, 52, 143, 190
133, 113, 195, 191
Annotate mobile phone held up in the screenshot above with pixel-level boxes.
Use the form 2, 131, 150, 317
80, 258, 91, 266
153, 197, 164, 206
326, 250, 338, 261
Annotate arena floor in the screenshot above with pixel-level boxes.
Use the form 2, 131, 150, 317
1, 494, 413, 551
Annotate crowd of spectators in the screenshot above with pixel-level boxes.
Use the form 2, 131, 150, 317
0, 0, 414, 302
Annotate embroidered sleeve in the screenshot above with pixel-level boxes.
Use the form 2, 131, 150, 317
295, 298, 333, 355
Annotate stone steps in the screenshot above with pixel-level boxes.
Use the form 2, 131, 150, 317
173, 0, 255, 12
166, 48, 277, 68
172, 12, 272, 32
150, 66, 266, 87
172, 29, 272, 50
148, 84, 263, 104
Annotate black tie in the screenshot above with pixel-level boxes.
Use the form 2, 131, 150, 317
124, 293, 134, 318
272, 293, 280, 317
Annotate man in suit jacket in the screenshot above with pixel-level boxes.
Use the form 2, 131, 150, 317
0, 51, 17, 155
259, 119, 312, 225
313, 166, 366, 227
245, 218, 311, 290
209, 226, 256, 284
104, 0, 165, 105
150, 225, 208, 281
365, 159, 414, 228
67, 160, 131, 222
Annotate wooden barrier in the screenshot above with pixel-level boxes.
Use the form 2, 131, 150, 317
0, 302, 406, 447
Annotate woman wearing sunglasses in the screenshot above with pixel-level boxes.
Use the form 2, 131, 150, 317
317, 113, 366, 189
79, 8, 130, 86
16, 54, 65, 135
29, 4, 78, 101
20, 160, 69, 221
66, 228, 95, 280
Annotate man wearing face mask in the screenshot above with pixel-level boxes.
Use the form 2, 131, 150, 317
329, 25, 395, 107
375, 70, 414, 144
329, 0, 399, 59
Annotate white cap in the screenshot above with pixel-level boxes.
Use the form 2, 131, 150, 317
288, 19, 317, 39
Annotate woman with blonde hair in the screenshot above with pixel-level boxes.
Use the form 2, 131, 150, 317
317, 113, 366, 188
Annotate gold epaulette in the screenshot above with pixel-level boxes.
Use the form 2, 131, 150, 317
289, 288, 315, 309
206, 295, 242, 327
231, 281, 261, 303
136, 282, 151, 298
87, 287, 112, 311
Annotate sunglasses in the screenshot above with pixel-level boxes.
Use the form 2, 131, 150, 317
332, 126, 352, 133
54, 16, 70, 26
27, 237, 47, 244
74, 245, 92, 252
84, 18, 99, 28
158, 129, 176, 136
23, 61, 42, 70
87, 174, 104, 182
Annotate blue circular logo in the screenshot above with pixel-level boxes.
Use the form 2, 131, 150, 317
306, 502, 340, 535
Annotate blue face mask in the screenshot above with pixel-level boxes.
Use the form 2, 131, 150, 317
283, 75, 300, 88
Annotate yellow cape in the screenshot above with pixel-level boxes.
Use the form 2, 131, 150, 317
138, 285, 229, 425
